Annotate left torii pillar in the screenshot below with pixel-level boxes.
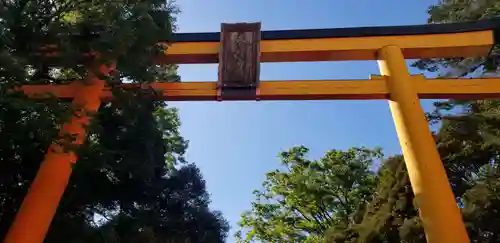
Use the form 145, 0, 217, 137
3, 63, 115, 243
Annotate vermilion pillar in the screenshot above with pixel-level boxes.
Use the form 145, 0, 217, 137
377, 45, 469, 243
4, 64, 114, 243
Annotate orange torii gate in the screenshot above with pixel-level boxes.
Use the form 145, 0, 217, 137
5, 18, 500, 243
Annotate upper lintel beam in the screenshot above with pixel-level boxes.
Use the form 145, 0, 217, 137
160, 31, 494, 63
159, 18, 500, 64
172, 18, 500, 42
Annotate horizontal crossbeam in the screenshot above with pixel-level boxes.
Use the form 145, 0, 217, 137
160, 31, 495, 64
17, 76, 500, 101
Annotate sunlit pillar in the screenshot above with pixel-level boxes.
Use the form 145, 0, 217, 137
377, 45, 469, 243
4, 63, 114, 243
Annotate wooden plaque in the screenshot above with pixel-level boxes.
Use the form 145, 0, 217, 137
218, 22, 261, 91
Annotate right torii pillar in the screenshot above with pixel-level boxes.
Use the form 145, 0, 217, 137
377, 45, 470, 243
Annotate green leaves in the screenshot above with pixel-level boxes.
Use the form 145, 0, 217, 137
411, 0, 500, 77
236, 146, 381, 242
1, 0, 179, 85
0, 1, 229, 242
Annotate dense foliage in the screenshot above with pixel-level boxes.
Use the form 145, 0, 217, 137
237, 1, 500, 242
0, 1, 229, 242
235, 147, 381, 242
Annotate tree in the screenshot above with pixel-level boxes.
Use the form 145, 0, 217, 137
66, 163, 230, 243
348, 102, 500, 243
415, 1, 500, 241
412, 0, 500, 77
459, 163, 500, 242
335, 156, 424, 243
0, 0, 179, 85
349, 1, 500, 242
236, 146, 381, 242
0, 1, 229, 242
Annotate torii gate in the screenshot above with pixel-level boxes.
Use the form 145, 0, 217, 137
5, 18, 500, 243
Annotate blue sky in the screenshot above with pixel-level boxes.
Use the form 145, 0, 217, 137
172, 0, 438, 241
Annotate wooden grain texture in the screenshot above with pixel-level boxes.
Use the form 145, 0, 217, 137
218, 23, 261, 90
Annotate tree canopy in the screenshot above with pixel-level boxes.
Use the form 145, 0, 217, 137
236, 146, 381, 242
0, 1, 229, 242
